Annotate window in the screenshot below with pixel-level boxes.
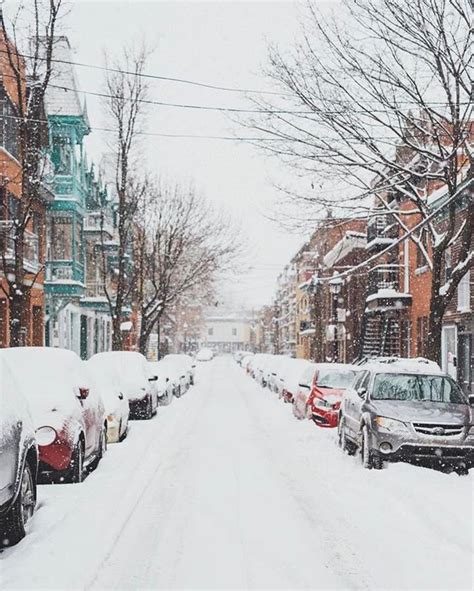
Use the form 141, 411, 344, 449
75, 221, 82, 261
444, 247, 452, 283
50, 217, 73, 259
457, 270, 470, 311
416, 316, 428, 357
208, 327, 213, 336
232, 327, 237, 336
416, 229, 429, 269
0, 85, 20, 160
51, 137, 72, 174
372, 373, 465, 404
8, 194, 19, 221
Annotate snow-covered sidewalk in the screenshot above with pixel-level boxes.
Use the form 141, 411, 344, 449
1, 357, 473, 590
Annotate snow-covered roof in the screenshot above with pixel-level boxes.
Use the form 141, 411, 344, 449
323, 232, 366, 268
45, 37, 86, 119
427, 172, 471, 207
366, 288, 412, 303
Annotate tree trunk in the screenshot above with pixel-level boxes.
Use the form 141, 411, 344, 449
9, 292, 25, 347
111, 315, 123, 351
426, 294, 444, 366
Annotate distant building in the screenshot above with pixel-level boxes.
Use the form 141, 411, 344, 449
201, 311, 252, 353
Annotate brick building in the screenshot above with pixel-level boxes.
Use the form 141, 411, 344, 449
0, 23, 52, 347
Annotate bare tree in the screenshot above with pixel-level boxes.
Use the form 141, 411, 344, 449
0, 1, 64, 346
102, 43, 150, 350
250, 0, 472, 363
134, 180, 239, 355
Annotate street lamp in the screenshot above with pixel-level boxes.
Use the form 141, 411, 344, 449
329, 274, 343, 362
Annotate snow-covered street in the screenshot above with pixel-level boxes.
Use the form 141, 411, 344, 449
2, 357, 473, 590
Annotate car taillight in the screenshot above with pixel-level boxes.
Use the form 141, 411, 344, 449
36, 426, 57, 446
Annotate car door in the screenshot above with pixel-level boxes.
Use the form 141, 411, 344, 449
0, 384, 21, 507
344, 371, 369, 436
75, 362, 99, 459
296, 366, 315, 414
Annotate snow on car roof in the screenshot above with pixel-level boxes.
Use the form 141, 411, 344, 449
0, 347, 83, 427
0, 358, 34, 444
363, 360, 444, 376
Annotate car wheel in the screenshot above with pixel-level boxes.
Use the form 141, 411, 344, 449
455, 463, 469, 476
69, 442, 84, 483
146, 396, 153, 419
0, 462, 36, 546
338, 417, 356, 456
361, 426, 382, 470
99, 426, 107, 459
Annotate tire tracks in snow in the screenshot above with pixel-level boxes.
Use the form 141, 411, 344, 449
235, 365, 373, 590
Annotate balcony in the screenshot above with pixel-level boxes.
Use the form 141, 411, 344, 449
366, 265, 411, 311
45, 261, 85, 295
0, 221, 41, 274
367, 213, 399, 250
83, 212, 115, 238
299, 320, 316, 336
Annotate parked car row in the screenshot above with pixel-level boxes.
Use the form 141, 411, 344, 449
0, 348, 196, 547
240, 353, 474, 474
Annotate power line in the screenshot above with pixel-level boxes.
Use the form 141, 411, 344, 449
0, 50, 470, 116
46, 81, 472, 116
0, 46, 289, 97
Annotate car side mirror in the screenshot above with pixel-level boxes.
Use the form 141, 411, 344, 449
148, 376, 158, 382
118, 392, 124, 400
357, 387, 367, 399
78, 387, 89, 400
468, 395, 474, 406
166, 377, 170, 382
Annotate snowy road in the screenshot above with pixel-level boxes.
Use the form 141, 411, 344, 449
2, 357, 473, 590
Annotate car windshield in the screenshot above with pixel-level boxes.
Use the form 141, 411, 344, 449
317, 369, 356, 389
372, 373, 467, 404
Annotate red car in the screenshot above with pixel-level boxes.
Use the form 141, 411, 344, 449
293, 363, 359, 427
1, 348, 107, 483
281, 359, 316, 404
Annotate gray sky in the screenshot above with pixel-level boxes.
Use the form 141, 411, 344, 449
65, 0, 308, 309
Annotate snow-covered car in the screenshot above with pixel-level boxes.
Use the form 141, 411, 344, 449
241, 354, 254, 373
253, 354, 274, 387
293, 363, 359, 426
338, 362, 474, 472
196, 348, 214, 362
0, 347, 107, 484
86, 359, 130, 443
273, 357, 296, 397
89, 351, 158, 420
163, 354, 196, 386
234, 350, 250, 365
0, 359, 38, 546
148, 361, 175, 405
158, 356, 190, 397
266, 355, 289, 392
281, 358, 316, 404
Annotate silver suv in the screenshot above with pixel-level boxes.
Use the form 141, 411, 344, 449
338, 362, 474, 473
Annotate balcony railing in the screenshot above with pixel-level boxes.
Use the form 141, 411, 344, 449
367, 213, 399, 247
85, 281, 108, 298
0, 221, 41, 273
299, 320, 315, 333
45, 260, 84, 283
367, 264, 401, 296
83, 212, 115, 237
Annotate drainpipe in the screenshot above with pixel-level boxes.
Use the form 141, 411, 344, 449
404, 240, 410, 293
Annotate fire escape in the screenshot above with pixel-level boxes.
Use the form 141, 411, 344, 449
360, 209, 412, 358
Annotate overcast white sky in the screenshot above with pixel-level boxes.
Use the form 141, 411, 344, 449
67, 0, 312, 310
